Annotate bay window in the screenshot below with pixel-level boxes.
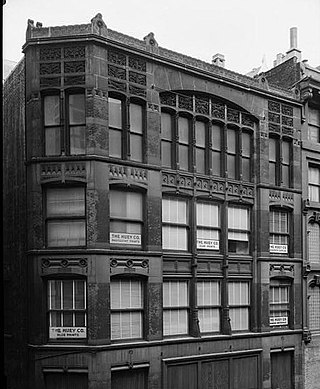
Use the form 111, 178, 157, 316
228, 281, 250, 331
46, 187, 86, 247
111, 279, 144, 340
228, 206, 250, 254
163, 280, 189, 336
44, 92, 86, 156
162, 197, 188, 250
48, 279, 87, 340
269, 137, 292, 187
309, 166, 320, 202
108, 96, 144, 162
197, 280, 220, 333
109, 190, 143, 247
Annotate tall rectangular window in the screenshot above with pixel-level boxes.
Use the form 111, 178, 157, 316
178, 117, 189, 171
68, 94, 86, 155
228, 206, 250, 254
308, 222, 320, 263
196, 202, 220, 251
269, 138, 277, 186
161, 112, 173, 168
44, 95, 61, 156
197, 280, 220, 333
46, 187, 86, 247
163, 280, 188, 336
270, 281, 290, 327
282, 140, 290, 187
211, 124, 222, 176
309, 166, 320, 202
111, 279, 143, 340
227, 128, 237, 179
110, 190, 143, 247
195, 120, 206, 174
162, 198, 188, 250
242, 131, 251, 181
270, 210, 289, 254
48, 279, 86, 340
129, 103, 143, 162
228, 281, 250, 331
109, 97, 122, 158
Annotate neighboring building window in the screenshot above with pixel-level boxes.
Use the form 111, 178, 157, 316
228, 281, 250, 331
269, 137, 292, 187
269, 280, 290, 327
309, 287, 320, 331
163, 280, 188, 336
309, 166, 320, 202
109, 190, 143, 247
108, 97, 144, 162
269, 210, 289, 254
308, 222, 320, 263
162, 198, 188, 250
228, 206, 250, 254
197, 280, 220, 333
44, 92, 86, 156
308, 107, 320, 143
196, 202, 220, 251
110, 279, 144, 340
46, 187, 86, 247
48, 279, 87, 340
44, 95, 61, 156
161, 112, 173, 168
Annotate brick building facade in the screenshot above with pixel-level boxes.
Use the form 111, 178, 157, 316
3, 15, 314, 389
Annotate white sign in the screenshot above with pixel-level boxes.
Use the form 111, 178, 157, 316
270, 316, 288, 326
197, 239, 220, 250
270, 244, 288, 254
49, 327, 87, 339
110, 233, 141, 245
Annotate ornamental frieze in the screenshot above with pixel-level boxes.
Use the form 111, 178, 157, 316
109, 164, 148, 182
40, 162, 86, 182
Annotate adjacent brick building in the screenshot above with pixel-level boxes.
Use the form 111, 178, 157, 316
4, 15, 314, 389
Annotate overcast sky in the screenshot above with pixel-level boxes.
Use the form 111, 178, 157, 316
3, 0, 320, 74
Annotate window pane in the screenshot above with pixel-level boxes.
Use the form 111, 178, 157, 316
161, 113, 172, 140
242, 132, 251, 157
309, 167, 320, 184
282, 141, 290, 164
161, 142, 172, 168
198, 308, 220, 332
242, 158, 250, 181
227, 128, 236, 153
178, 117, 189, 143
269, 162, 276, 185
227, 155, 236, 179
130, 104, 143, 134
211, 124, 221, 151
197, 281, 220, 306
212, 151, 221, 176
109, 98, 122, 128
69, 94, 85, 125
228, 207, 249, 230
308, 222, 320, 263
229, 307, 249, 331
49, 280, 61, 310
111, 280, 142, 309
197, 203, 219, 227
44, 95, 60, 125
63, 280, 73, 309
109, 129, 122, 158
110, 191, 142, 220
130, 133, 142, 162
70, 126, 85, 155
196, 149, 205, 173
269, 138, 276, 161
45, 127, 61, 156
195, 121, 206, 147
47, 188, 85, 217
308, 125, 319, 142
162, 225, 187, 250
163, 281, 188, 307
111, 312, 142, 339
74, 280, 85, 309
47, 220, 86, 247
309, 107, 320, 125
179, 144, 189, 170
163, 309, 188, 335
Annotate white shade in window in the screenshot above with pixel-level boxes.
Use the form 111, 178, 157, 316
229, 307, 249, 331
196, 203, 219, 227
47, 188, 85, 217
308, 222, 320, 263
163, 281, 188, 307
197, 281, 220, 306
129, 104, 143, 134
163, 310, 188, 335
162, 225, 187, 250
44, 95, 60, 125
228, 207, 249, 230
161, 113, 172, 140
111, 279, 143, 309
269, 211, 288, 233
47, 220, 86, 247
228, 282, 249, 305
162, 198, 187, 224
69, 94, 85, 124
178, 117, 189, 143
110, 191, 142, 220
109, 98, 122, 129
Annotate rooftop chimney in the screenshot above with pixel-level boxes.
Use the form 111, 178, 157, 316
286, 27, 301, 62
212, 53, 225, 68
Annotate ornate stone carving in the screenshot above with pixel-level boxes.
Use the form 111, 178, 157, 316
268, 101, 281, 113
63, 46, 85, 59
268, 112, 281, 123
128, 56, 146, 72
108, 64, 126, 80
40, 47, 61, 61
282, 116, 293, 127
211, 101, 225, 119
282, 127, 294, 136
40, 62, 61, 75
227, 108, 240, 123
108, 79, 127, 92
268, 123, 280, 133
195, 97, 209, 115
108, 50, 126, 66
110, 258, 149, 274
64, 75, 85, 85
160, 92, 176, 107
40, 162, 86, 182
241, 113, 254, 127
42, 258, 87, 268
40, 77, 61, 88
64, 61, 85, 73
109, 165, 148, 182
129, 85, 146, 98
178, 95, 193, 111
281, 104, 293, 116
269, 264, 294, 278
129, 71, 146, 86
